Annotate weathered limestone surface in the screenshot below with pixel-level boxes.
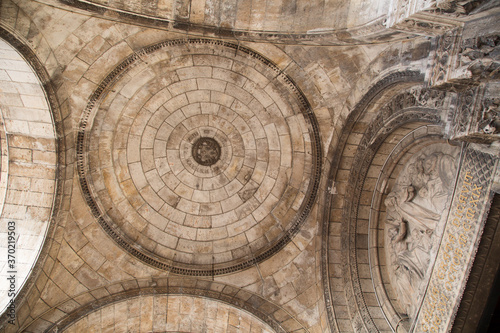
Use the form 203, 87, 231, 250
0, 0, 498, 332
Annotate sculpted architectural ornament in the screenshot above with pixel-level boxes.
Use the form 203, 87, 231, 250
446, 83, 500, 143
414, 146, 499, 332
385, 146, 459, 319
458, 35, 500, 81
191, 137, 222, 166
386, 0, 489, 33
384, 0, 475, 36
427, 29, 462, 87
428, 32, 500, 87
431, 0, 486, 16
378, 87, 447, 123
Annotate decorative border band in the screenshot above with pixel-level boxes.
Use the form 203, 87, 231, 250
59, 0, 397, 46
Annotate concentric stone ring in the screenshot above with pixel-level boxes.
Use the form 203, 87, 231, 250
78, 39, 321, 275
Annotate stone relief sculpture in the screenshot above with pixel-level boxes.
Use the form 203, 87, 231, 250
384, 146, 459, 318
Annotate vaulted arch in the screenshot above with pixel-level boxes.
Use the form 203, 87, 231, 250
0, 27, 66, 326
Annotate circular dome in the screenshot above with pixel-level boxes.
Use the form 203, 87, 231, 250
79, 39, 321, 275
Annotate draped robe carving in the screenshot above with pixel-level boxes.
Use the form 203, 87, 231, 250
384, 148, 459, 318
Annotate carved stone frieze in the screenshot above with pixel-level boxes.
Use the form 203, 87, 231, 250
457, 35, 500, 81
414, 146, 498, 332
386, 0, 466, 36
390, 16, 459, 36
386, 0, 492, 35
448, 86, 480, 138
425, 0, 489, 17
446, 84, 500, 143
427, 32, 500, 87
381, 87, 447, 119
384, 145, 460, 321
427, 29, 463, 87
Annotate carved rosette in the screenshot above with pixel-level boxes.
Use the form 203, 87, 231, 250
191, 137, 222, 166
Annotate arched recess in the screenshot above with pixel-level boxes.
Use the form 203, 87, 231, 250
22, 277, 305, 332
321, 71, 460, 332
62, 294, 275, 333
0, 27, 64, 326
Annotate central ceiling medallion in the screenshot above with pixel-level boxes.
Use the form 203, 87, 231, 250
192, 137, 221, 166
78, 39, 322, 275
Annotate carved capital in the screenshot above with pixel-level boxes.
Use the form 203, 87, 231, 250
427, 32, 500, 87
445, 83, 500, 143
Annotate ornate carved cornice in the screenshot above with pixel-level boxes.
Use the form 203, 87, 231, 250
427, 31, 500, 88
444, 83, 500, 143
386, 0, 467, 36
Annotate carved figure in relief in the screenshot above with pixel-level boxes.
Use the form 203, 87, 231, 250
385, 150, 458, 318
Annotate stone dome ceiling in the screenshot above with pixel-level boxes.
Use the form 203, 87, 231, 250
80, 39, 321, 274
1, 1, 499, 332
